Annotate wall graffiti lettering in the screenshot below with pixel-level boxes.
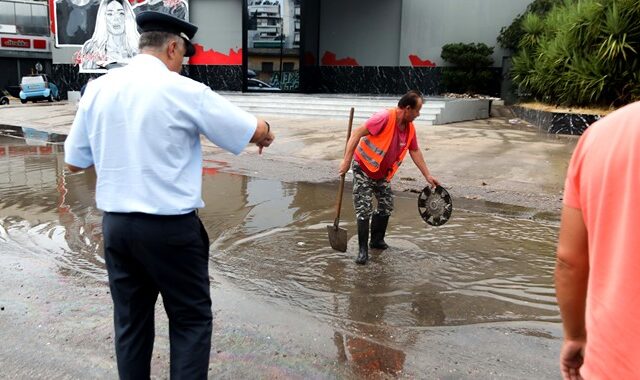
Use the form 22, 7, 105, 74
270, 71, 299, 91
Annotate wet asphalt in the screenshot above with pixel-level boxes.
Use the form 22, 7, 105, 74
0, 99, 574, 378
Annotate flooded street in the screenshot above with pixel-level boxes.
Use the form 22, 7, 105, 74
0, 135, 562, 378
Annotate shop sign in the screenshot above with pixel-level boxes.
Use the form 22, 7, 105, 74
1, 37, 31, 49
0, 34, 49, 52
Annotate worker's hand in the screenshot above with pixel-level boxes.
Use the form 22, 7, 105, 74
256, 131, 274, 154
559, 339, 585, 380
338, 159, 351, 176
426, 175, 440, 188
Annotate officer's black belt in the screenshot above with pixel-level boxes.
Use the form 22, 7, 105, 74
104, 210, 197, 219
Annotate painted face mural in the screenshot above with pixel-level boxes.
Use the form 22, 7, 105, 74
54, 0, 190, 73
75, 0, 140, 73
105, 0, 125, 35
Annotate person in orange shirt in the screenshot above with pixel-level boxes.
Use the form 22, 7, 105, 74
338, 90, 440, 265
555, 100, 640, 380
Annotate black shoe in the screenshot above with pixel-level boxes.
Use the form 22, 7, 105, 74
355, 218, 369, 265
369, 214, 389, 250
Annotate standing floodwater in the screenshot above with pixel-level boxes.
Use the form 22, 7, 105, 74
0, 135, 562, 378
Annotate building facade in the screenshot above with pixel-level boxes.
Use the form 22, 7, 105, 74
0, 0, 51, 95
49, 0, 532, 96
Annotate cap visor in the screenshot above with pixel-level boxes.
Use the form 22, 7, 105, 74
184, 41, 195, 57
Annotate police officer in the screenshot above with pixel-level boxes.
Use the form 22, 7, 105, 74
338, 90, 439, 265
64, 11, 274, 379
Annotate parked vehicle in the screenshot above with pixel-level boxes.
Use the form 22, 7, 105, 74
19, 75, 60, 103
247, 78, 281, 92
0, 90, 9, 105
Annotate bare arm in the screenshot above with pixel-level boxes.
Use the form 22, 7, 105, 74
250, 119, 275, 154
409, 148, 439, 187
555, 205, 589, 380
338, 125, 369, 175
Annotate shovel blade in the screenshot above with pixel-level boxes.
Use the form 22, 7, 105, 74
327, 225, 348, 252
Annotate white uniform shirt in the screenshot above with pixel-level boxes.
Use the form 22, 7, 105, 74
64, 54, 257, 215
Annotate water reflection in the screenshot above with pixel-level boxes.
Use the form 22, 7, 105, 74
0, 136, 561, 361
0, 136, 104, 280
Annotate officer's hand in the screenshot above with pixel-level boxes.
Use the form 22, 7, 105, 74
427, 175, 440, 188
257, 131, 274, 154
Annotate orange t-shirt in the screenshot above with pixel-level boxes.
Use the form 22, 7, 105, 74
563, 101, 640, 379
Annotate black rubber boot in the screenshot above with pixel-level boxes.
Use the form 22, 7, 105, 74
355, 218, 369, 265
369, 214, 389, 250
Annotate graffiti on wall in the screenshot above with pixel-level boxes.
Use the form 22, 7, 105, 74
51, 0, 189, 73
321, 51, 360, 66
189, 45, 242, 65
408, 54, 436, 67
270, 71, 299, 91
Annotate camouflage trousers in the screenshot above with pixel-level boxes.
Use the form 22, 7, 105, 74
352, 161, 394, 221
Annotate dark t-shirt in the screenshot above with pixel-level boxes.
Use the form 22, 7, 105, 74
55, 0, 100, 46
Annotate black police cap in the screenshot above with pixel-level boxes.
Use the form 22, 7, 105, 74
136, 11, 198, 57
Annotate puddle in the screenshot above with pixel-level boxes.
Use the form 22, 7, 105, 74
0, 135, 560, 323
0, 135, 561, 377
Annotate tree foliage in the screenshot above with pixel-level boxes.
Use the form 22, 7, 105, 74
497, 0, 567, 51
511, 0, 640, 107
440, 43, 495, 95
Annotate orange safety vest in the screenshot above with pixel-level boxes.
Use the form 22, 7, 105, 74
354, 108, 415, 181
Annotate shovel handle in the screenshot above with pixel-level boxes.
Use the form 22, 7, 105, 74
334, 107, 355, 225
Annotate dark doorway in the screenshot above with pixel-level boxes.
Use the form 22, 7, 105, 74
298, 0, 320, 93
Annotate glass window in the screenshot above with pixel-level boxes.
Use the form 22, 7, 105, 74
0, 2, 15, 25
15, 3, 32, 35
21, 76, 46, 85
262, 62, 274, 73
30, 4, 49, 35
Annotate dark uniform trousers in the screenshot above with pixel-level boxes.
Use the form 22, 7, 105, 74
103, 211, 212, 380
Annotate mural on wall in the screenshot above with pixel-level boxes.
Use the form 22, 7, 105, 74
51, 0, 189, 73
74, 0, 140, 72
321, 51, 359, 66
130, 0, 188, 20
54, 0, 101, 46
408, 54, 436, 67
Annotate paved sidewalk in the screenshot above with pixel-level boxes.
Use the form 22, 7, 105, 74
0, 100, 578, 214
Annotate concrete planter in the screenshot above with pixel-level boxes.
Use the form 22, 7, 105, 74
511, 105, 602, 135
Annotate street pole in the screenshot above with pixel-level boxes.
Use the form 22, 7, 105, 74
279, 32, 284, 84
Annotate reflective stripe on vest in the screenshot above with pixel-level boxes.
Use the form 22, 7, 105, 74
356, 144, 380, 169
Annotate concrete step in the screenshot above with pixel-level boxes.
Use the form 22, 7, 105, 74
238, 105, 436, 123
233, 102, 441, 117
219, 92, 446, 123
221, 94, 447, 109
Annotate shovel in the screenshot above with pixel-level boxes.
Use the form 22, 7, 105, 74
327, 107, 355, 252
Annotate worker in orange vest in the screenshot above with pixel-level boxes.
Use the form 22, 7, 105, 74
338, 90, 440, 265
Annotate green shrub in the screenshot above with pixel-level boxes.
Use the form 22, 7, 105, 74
440, 43, 495, 95
511, 0, 640, 107
497, 0, 567, 51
